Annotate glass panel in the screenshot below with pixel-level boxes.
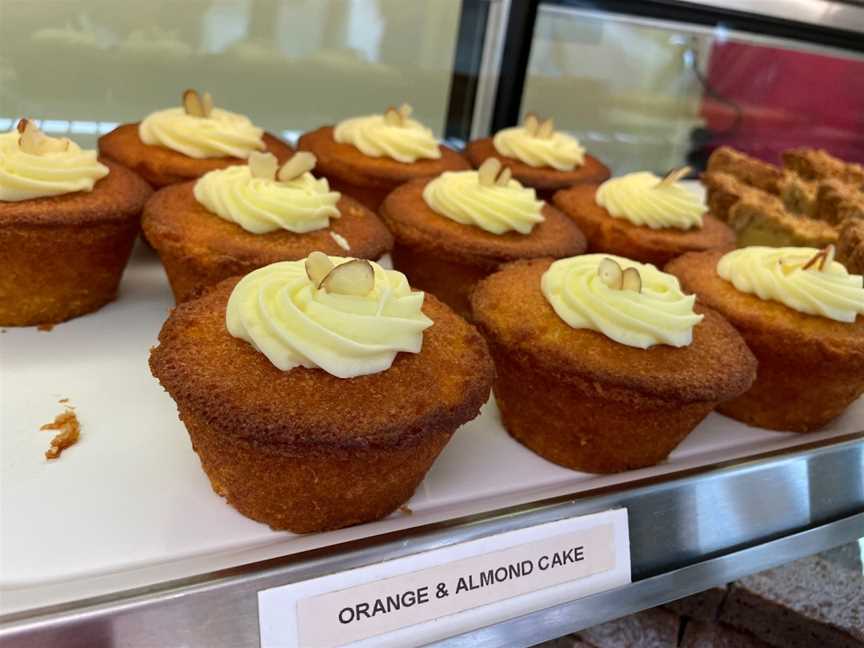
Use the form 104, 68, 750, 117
522, 4, 864, 173
0, 0, 463, 147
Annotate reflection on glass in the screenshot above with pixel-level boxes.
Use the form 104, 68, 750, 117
523, 6, 864, 175
0, 0, 462, 147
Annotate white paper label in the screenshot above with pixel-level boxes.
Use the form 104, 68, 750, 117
258, 509, 629, 648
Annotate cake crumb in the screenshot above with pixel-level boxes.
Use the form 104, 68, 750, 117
40, 408, 80, 460
399, 505, 413, 516
37, 323, 54, 332
330, 231, 351, 251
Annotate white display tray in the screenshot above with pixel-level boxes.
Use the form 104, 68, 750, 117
2, 244, 861, 616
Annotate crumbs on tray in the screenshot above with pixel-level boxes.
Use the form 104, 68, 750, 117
40, 406, 80, 460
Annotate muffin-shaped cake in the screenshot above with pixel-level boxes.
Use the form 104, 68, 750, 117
667, 247, 864, 432
99, 89, 293, 188
466, 114, 610, 200
297, 104, 470, 210
150, 254, 493, 532
380, 159, 587, 318
1, 120, 152, 326
553, 168, 736, 267
471, 254, 756, 473
143, 151, 393, 302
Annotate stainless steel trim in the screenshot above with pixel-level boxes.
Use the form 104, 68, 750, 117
439, 514, 864, 648
537, 4, 864, 61
470, 0, 511, 139
3, 435, 862, 647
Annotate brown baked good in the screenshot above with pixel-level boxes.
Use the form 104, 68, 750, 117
707, 146, 786, 195
783, 147, 864, 189
99, 123, 293, 188
471, 258, 756, 473
466, 136, 610, 201
681, 621, 771, 648
0, 159, 152, 326
142, 182, 393, 303
666, 250, 864, 432
702, 172, 836, 248
704, 146, 864, 247
297, 125, 470, 210
380, 177, 586, 318
552, 183, 735, 267
838, 218, 864, 274
719, 554, 864, 647
149, 276, 493, 532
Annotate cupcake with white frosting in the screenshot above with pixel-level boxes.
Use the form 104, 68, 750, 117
0, 119, 152, 326
466, 114, 610, 199
553, 167, 736, 267
149, 253, 493, 532
668, 246, 864, 432
297, 103, 470, 210
99, 89, 293, 188
142, 151, 393, 302
471, 253, 756, 473
380, 158, 586, 317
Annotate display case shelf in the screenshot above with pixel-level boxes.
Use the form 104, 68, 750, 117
3, 432, 862, 647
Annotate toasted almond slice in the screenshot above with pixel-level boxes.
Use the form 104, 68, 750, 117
622, 267, 642, 293
802, 248, 827, 271
18, 120, 40, 154
523, 113, 539, 136
320, 259, 375, 296
478, 158, 501, 187
821, 244, 835, 270
598, 257, 623, 289
305, 251, 334, 286
183, 89, 205, 117
39, 136, 71, 154
248, 151, 278, 180
657, 166, 692, 187
277, 151, 317, 182
383, 106, 402, 126
495, 165, 512, 187
201, 91, 214, 117
398, 103, 413, 121
537, 117, 555, 139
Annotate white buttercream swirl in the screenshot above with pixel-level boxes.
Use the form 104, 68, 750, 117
717, 247, 864, 323
194, 165, 340, 234
139, 107, 265, 159
422, 170, 544, 235
493, 126, 585, 171
0, 131, 109, 201
334, 114, 441, 164
541, 254, 703, 348
226, 257, 433, 378
595, 172, 705, 230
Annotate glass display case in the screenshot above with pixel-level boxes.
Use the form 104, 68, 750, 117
1, 1, 862, 646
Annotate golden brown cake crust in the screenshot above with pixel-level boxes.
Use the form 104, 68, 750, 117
98, 123, 293, 188
380, 178, 587, 270
552, 183, 735, 266
297, 126, 470, 190
0, 159, 152, 227
471, 258, 756, 404
0, 160, 152, 325
465, 137, 610, 190
142, 182, 394, 265
665, 250, 864, 364
149, 278, 494, 452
